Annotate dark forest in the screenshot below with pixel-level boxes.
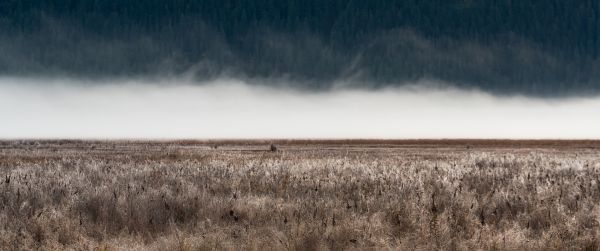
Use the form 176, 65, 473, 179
1, 0, 599, 95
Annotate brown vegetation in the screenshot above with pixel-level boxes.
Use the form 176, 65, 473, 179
1, 140, 600, 250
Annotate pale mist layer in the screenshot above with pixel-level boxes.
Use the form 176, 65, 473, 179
0, 78, 598, 139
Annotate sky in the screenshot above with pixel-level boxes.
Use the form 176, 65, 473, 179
1, 77, 599, 139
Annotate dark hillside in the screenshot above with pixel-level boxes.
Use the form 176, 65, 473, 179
1, 0, 599, 95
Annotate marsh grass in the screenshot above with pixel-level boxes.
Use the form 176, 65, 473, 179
1, 141, 600, 250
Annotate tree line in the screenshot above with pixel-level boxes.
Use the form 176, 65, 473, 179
0, 0, 599, 95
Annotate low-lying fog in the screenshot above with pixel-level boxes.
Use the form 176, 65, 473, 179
1, 78, 599, 139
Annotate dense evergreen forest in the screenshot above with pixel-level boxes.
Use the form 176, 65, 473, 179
1, 0, 599, 95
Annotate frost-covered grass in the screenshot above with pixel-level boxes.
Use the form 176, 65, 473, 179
1, 140, 600, 250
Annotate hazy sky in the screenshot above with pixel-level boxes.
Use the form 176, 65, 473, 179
1, 77, 599, 139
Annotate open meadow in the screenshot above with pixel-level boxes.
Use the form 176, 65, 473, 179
1, 140, 600, 250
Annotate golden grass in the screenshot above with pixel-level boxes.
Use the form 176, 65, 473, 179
1, 140, 600, 250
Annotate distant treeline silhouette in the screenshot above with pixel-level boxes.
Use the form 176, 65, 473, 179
1, 0, 600, 95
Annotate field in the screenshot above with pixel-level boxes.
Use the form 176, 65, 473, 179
1, 140, 600, 250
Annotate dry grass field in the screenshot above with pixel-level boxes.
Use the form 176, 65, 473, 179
2, 140, 600, 250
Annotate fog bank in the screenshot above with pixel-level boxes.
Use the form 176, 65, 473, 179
1, 78, 599, 139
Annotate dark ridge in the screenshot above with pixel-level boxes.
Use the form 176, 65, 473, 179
1, 0, 600, 96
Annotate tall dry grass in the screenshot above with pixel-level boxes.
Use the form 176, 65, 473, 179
0, 141, 600, 250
